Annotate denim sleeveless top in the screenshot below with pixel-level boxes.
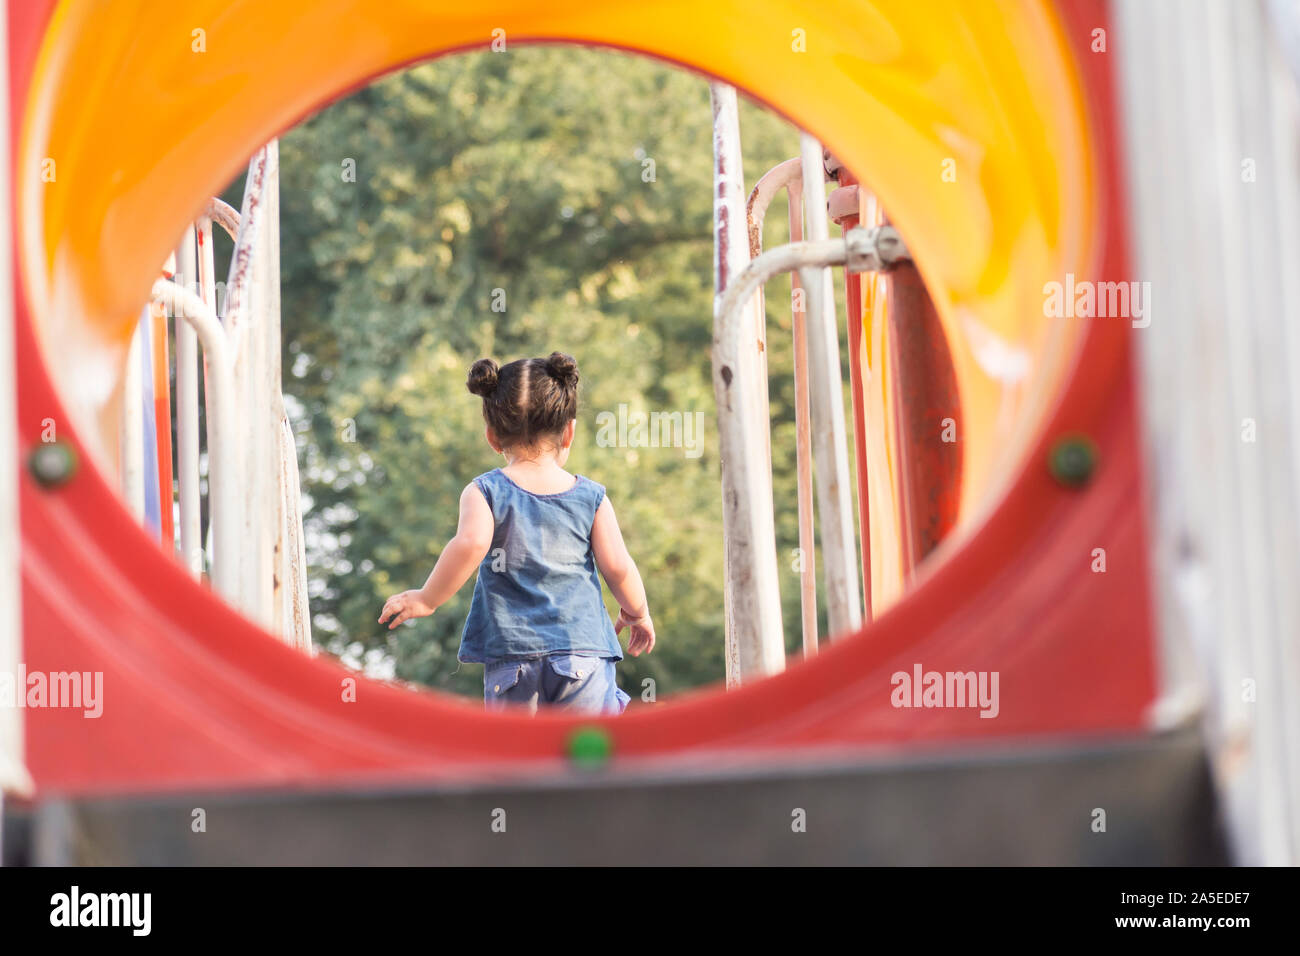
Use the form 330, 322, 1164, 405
459, 469, 623, 663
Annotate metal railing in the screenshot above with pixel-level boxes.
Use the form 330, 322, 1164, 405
712, 86, 908, 685
143, 141, 312, 651
712, 222, 908, 680
747, 158, 819, 657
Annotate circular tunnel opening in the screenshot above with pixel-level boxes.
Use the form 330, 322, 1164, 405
16, 4, 1103, 734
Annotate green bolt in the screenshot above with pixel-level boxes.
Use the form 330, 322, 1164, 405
566, 725, 613, 769
28, 440, 79, 488
1048, 434, 1098, 488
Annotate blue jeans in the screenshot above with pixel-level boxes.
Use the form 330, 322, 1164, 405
484, 654, 630, 716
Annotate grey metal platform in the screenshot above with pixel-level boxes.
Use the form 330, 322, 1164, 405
8, 725, 1229, 865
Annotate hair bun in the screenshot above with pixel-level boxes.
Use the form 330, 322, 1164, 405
545, 352, 579, 389
466, 358, 500, 396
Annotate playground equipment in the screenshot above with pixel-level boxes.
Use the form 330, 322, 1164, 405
712, 84, 867, 681
150, 148, 312, 649
3, 0, 1299, 865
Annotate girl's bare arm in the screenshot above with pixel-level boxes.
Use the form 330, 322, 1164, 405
592, 496, 655, 655
378, 482, 494, 629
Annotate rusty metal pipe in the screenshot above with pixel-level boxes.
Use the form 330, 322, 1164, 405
746, 158, 819, 657
885, 260, 962, 573
713, 228, 904, 666
799, 134, 861, 639
151, 278, 238, 601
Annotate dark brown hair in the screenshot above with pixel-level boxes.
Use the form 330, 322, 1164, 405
466, 352, 580, 449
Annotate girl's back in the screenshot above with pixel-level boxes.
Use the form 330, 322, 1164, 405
460, 467, 622, 663
377, 351, 655, 716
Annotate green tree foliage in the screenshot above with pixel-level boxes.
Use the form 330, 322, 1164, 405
275, 45, 844, 699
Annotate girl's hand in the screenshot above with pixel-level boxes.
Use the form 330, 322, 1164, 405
615, 608, 656, 656
378, 590, 436, 629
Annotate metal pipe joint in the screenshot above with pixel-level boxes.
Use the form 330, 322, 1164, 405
844, 225, 910, 274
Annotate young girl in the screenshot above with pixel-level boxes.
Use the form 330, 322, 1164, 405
378, 352, 655, 715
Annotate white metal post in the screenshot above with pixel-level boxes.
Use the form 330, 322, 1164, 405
798, 134, 862, 638
175, 225, 202, 574
1116, 0, 1300, 865
786, 185, 819, 658
747, 158, 819, 657
711, 83, 782, 685
119, 308, 147, 521
264, 142, 288, 640
225, 146, 276, 628
260, 139, 310, 650
196, 215, 219, 574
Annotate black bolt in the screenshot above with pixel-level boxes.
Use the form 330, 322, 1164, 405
1048, 434, 1097, 487
28, 440, 78, 488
